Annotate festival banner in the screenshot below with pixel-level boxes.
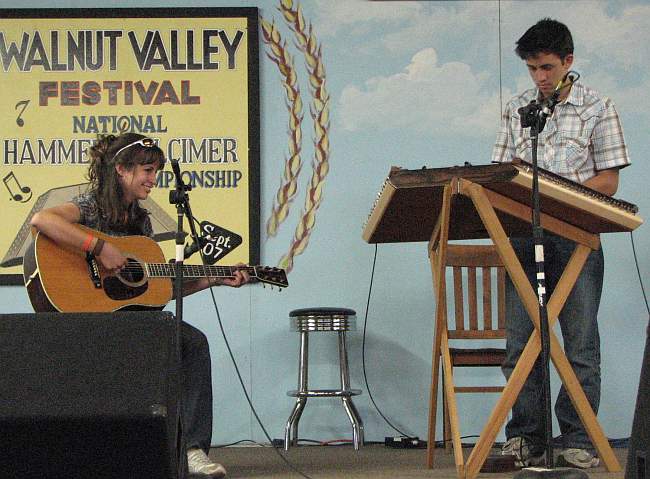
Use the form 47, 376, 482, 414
0, 8, 260, 285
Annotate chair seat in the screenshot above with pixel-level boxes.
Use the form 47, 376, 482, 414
449, 347, 505, 367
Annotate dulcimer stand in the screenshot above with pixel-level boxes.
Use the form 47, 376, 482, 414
362, 162, 643, 479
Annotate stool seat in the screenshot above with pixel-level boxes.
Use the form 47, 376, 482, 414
290, 308, 357, 332
289, 307, 356, 317
284, 307, 364, 451
287, 389, 362, 398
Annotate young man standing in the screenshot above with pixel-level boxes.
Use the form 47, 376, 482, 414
492, 18, 630, 469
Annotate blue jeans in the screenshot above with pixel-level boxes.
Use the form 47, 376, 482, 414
181, 321, 213, 452
502, 234, 603, 450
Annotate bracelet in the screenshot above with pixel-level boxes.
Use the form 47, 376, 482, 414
81, 234, 95, 252
92, 239, 105, 256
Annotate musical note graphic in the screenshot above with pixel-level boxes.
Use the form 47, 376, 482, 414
15, 100, 30, 127
3, 172, 32, 203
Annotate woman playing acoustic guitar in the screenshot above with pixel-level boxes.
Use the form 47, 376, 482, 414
30, 133, 244, 478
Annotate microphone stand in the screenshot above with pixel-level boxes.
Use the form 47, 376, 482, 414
515, 90, 587, 479
528, 100, 553, 468
168, 160, 202, 479
169, 160, 203, 268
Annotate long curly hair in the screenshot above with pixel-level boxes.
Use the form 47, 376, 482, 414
86, 133, 166, 226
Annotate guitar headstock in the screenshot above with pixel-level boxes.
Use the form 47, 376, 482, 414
253, 266, 289, 288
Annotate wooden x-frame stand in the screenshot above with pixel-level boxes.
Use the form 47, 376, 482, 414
426, 178, 622, 479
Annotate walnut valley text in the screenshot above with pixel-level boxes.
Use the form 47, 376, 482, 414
0, 30, 244, 72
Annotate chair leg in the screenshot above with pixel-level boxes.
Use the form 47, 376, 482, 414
338, 331, 364, 449
338, 332, 351, 391
299, 331, 309, 391
284, 331, 310, 450
342, 396, 364, 450
443, 374, 452, 453
284, 397, 307, 450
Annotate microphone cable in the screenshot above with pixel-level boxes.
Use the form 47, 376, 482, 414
361, 243, 414, 438
189, 215, 314, 479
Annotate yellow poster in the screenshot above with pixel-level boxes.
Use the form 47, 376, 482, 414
0, 8, 260, 284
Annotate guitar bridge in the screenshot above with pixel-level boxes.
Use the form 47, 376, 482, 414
85, 253, 102, 289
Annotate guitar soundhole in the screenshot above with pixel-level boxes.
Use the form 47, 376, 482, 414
102, 258, 148, 301
120, 258, 145, 283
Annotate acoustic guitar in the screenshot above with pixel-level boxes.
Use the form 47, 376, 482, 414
23, 225, 288, 313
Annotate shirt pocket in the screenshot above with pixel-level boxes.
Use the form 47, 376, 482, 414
551, 114, 597, 175
514, 131, 533, 162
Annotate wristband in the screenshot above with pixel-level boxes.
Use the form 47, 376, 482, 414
81, 234, 95, 252
92, 239, 105, 256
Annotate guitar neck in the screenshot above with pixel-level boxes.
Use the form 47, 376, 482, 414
146, 263, 256, 279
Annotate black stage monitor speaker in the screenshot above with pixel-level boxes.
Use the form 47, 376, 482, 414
0, 312, 181, 479
626, 322, 650, 479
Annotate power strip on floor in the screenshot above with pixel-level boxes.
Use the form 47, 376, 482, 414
384, 436, 427, 449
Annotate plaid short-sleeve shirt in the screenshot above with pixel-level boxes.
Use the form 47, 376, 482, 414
491, 81, 630, 183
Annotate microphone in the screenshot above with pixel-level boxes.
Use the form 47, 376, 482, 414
170, 159, 184, 188
544, 71, 579, 113
184, 237, 207, 259
168, 159, 192, 207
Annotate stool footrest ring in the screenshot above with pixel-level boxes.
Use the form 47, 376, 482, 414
287, 389, 362, 398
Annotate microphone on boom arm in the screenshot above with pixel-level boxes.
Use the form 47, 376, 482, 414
184, 237, 208, 259
518, 71, 580, 130
543, 70, 580, 114
167, 159, 242, 263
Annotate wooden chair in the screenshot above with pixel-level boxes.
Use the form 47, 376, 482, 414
435, 244, 507, 452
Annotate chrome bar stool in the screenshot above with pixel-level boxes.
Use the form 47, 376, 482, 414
284, 307, 364, 450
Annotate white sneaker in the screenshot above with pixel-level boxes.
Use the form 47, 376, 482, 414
502, 437, 546, 468
557, 448, 600, 469
187, 448, 227, 478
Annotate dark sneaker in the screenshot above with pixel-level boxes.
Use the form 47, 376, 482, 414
557, 448, 600, 469
502, 437, 546, 468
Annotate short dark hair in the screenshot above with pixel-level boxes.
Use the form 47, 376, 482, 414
515, 18, 573, 60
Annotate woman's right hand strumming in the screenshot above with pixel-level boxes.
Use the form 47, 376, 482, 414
97, 242, 128, 274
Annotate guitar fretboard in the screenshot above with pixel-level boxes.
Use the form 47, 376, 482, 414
146, 263, 255, 279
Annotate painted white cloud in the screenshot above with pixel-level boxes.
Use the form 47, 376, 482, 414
338, 47, 504, 137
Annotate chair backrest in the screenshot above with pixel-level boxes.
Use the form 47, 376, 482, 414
444, 244, 506, 340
